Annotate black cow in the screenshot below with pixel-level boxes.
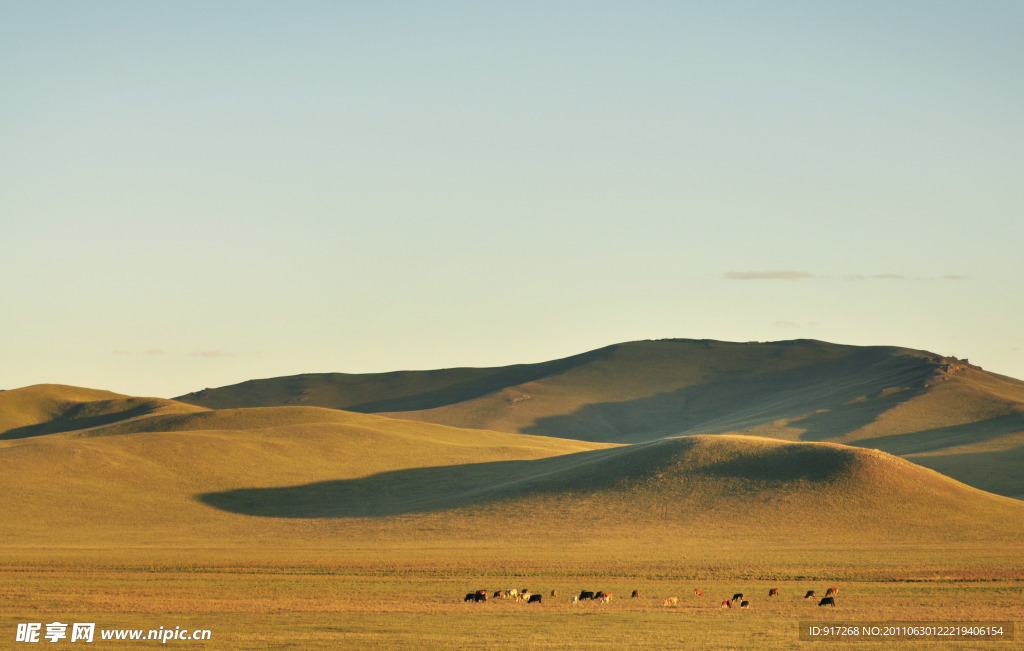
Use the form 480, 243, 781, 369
579, 591, 595, 600
740, 601, 750, 608
731, 593, 743, 602
528, 594, 542, 603
818, 597, 835, 607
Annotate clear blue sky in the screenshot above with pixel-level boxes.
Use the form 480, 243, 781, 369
2, 1, 1022, 398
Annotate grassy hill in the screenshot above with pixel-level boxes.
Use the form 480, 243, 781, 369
1, 385, 1021, 552
0, 394, 610, 547
0, 384, 205, 440
175, 339, 1024, 497
4, 371, 1022, 649
198, 434, 1023, 542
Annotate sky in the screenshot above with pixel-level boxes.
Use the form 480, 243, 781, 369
2, 1, 1022, 398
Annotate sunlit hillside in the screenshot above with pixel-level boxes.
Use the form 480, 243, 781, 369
1, 386, 1021, 556
174, 339, 1024, 497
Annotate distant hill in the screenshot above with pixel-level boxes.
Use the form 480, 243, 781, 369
2, 390, 1020, 548
0, 384, 205, 440
175, 339, 1024, 498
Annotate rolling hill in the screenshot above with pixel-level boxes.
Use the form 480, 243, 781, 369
0, 384, 206, 440
175, 339, 1024, 498
2, 385, 1021, 552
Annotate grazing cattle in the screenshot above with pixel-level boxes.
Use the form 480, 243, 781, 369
694, 588, 704, 597
475, 590, 487, 597
464, 592, 486, 602
825, 588, 839, 598
664, 597, 678, 607
818, 597, 836, 607
518, 591, 532, 602
804, 590, 816, 599
528, 594, 542, 604
580, 591, 595, 601
599, 593, 613, 603
464, 593, 476, 602
550, 590, 558, 597
740, 601, 750, 608
720, 600, 731, 609
631, 590, 640, 599
768, 589, 779, 597
571, 596, 579, 604
731, 593, 743, 602
595, 591, 609, 601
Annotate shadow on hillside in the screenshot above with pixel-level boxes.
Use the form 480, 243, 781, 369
0, 402, 157, 440
698, 444, 857, 482
197, 446, 646, 519
854, 413, 1024, 456
196, 437, 871, 519
179, 345, 620, 412
522, 349, 934, 443
794, 387, 926, 442
905, 446, 1024, 499
347, 346, 621, 412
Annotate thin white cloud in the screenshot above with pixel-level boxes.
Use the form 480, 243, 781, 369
144, 349, 164, 355
111, 349, 132, 356
724, 270, 814, 280
772, 320, 800, 329
194, 350, 233, 358
944, 274, 965, 280
871, 273, 905, 280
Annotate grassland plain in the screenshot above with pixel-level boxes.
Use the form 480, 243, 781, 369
1, 383, 1022, 648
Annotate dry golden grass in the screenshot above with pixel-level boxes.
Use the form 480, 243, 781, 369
1, 551, 1020, 649
169, 339, 1024, 497
2, 381, 1022, 648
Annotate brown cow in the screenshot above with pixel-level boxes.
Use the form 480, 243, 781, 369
664, 597, 678, 607
631, 590, 640, 598
720, 600, 732, 608
768, 588, 779, 597
694, 588, 704, 597
804, 590, 816, 599
825, 587, 839, 598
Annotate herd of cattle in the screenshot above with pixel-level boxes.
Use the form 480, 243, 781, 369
465, 586, 839, 607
